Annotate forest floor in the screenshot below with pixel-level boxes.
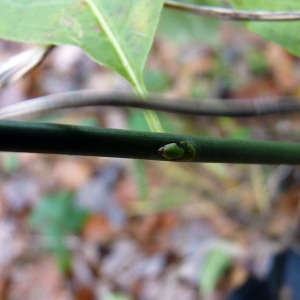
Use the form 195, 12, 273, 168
0, 20, 300, 300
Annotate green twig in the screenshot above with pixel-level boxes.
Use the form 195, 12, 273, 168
1, 120, 300, 165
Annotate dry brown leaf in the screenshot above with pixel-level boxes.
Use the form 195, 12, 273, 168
52, 158, 92, 190
82, 214, 115, 244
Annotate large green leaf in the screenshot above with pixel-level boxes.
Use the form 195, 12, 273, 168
158, 0, 221, 44
0, 0, 164, 94
228, 0, 300, 57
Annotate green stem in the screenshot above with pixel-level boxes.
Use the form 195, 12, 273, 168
135, 85, 164, 133
1, 120, 300, 164
142, 109, 164, 132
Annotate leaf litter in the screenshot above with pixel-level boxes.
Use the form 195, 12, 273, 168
1, 21, 300, 299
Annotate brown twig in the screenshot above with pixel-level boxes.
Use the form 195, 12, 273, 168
164, 1, 300, 21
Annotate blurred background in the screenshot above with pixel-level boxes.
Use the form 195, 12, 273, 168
1, 6, 300, 300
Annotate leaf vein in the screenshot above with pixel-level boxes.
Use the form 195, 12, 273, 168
84, 0, 143, 96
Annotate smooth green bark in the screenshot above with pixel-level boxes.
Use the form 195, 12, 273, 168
0, 120, 300, 164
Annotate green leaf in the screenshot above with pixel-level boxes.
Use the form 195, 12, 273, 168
1, 153, 19, 173
158, 0, 221, 44
55, 246, 72, 275
105, 294, 132, 300
0, 0, 164, 94
228, 0, 300, 57
29, 190, 87, 274
199, 248, 231, 295
144, 70, 171, 93
29, 190, 88, 238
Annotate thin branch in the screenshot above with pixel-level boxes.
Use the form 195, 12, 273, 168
164, 1, 300, 21
1, 90, 300, 120
1, 119, 300, 164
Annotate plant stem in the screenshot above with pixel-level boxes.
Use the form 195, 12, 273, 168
2, 91, 300, 120
1, 120, 300, 165
135, 85, 164, 132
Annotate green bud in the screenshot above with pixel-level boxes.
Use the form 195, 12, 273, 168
157, 141, 196, 161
